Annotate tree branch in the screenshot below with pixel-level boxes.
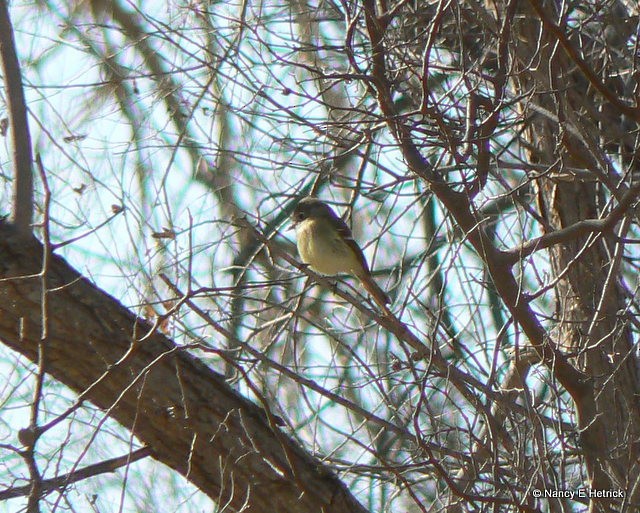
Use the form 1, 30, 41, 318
0, 221, 369, 513
527, 0, 640, 122
504, 181, 640, 264
0, 447, 152, 501
361, 0, 589, 404
0, 0, 33, 235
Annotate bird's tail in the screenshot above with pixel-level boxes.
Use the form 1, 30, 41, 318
358, 273, 391, 311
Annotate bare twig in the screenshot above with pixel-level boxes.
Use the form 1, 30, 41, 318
527, 0, 640, 122
0, 447, 151, 500
504, 181, 640, 264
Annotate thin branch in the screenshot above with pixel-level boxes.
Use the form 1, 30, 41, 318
361, 0, 587, 400
504, 181, 640, 264
527, 0, 640, 122
0, 447, 152, 500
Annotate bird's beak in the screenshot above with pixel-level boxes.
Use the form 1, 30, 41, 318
287, 221, 296, 231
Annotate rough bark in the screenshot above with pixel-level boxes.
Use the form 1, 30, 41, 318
509, 1, 640, 510
0, 221, 368, 513
361, 0, 640, 509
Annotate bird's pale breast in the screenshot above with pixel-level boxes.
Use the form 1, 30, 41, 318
296, 219, 360, 275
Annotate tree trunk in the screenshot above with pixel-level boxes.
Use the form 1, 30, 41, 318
510, 1, 640, 509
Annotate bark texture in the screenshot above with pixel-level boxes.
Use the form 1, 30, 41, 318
510, 3, 640, 509
0, 221, 368, 513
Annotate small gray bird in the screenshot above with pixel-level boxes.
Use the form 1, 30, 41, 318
291, 197, 390, 308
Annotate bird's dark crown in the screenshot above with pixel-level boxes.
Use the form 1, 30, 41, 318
292, 197, 338, 223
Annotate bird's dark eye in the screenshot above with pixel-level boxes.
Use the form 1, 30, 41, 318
295, 211, 306, 221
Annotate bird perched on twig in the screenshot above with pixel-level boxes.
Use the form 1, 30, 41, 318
290, 197, 390, 310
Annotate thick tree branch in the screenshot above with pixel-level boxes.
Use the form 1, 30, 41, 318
0, 221, 369, 513
0, 0, 33, 235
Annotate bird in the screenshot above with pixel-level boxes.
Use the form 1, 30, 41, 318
290, 197, 390, 309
